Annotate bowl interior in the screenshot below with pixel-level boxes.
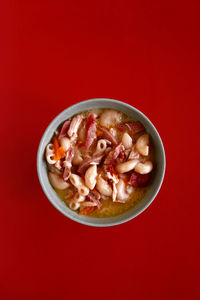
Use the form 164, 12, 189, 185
37, 99, 165, 226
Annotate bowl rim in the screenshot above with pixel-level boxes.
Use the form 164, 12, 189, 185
37, 98, 166, 227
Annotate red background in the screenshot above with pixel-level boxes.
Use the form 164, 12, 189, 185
1, 1, 199, 299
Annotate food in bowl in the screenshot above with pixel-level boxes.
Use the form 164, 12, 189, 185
45, 109, 154, 217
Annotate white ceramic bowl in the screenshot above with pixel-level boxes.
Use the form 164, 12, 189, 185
37, 98, 166, 226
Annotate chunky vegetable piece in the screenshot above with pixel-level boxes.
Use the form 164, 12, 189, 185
53, 137, 66, 161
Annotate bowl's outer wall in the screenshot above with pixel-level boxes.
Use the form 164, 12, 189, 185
37, 99, 166, 226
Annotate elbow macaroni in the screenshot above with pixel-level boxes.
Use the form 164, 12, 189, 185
95, 139, 108, 154
48, 172, 69, 190
69, 201, 80, 210
68, 193, 85, 211
136, 134, 149, 156
96, 176, 112, 196
70, 173, 89, 196
72, 149, 83, 165
135, 161, 153, 174
46, 144, 56, 164
99, 110, 121, 127
122, 132, 132, 149
74, 193, 85, 203
85, 165, 97, 190
116, 159, 138, 174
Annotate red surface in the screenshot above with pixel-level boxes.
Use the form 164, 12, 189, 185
1, 1, 200, 299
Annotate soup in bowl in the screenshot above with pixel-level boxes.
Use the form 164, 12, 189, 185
37, 99, 165, 226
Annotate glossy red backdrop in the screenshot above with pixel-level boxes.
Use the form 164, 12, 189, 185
1, 1, 199, 299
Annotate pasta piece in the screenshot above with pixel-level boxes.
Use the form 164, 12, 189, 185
74, 193, 85, 203
116, 159, 138, 174
134, 161, 153, 174
85, 165, 97, 190
94, 139, 111, 154
136, 134, 149, 156
48, 172, 69, 190
60, 137, 70, 151
70, 174, 89, 196
96, 139, 107, 153
116, 179, 129, 202
72, 148, 83, 165
46, 143, 56, 165
63, 147, 74, 181
99, 110, 122, 127
47, 163, 62, 175
96, 176, 112, 196
122, 132, 132, 149
69, 201, 80, 210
